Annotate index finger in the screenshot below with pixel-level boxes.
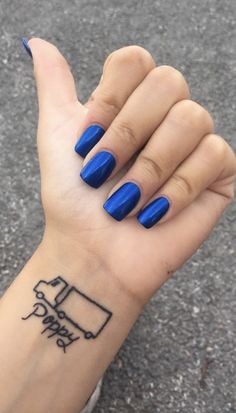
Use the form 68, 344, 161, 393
74, 46, 155, 158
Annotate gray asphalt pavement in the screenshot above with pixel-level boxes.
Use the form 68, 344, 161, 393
0, 1, 236, 412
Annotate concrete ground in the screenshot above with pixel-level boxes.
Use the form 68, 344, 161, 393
0, 0, 236, 412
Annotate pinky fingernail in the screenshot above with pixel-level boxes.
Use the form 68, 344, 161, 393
137, 196, 170, 229
22, 37, 32, 58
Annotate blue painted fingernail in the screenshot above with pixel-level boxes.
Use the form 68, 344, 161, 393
137, 196, 170, 228
75, 125, 105, 158
80, 151, 116, 188
103, 182, 141, 221
22, 37, 32, 58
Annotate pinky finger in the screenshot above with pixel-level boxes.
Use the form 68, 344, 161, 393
137, 134, 236, 229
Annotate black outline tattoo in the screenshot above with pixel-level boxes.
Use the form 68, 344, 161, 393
22, 276, 112, 353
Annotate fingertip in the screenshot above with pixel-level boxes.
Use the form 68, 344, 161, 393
103, 182, 141, 221
137, 196, 170, 229
27, 38, 66, 66
27, 37, 79, 111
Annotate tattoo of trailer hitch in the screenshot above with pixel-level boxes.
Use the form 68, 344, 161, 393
22, 276, 112, 353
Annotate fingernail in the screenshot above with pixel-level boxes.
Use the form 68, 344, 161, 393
103, 182, 141, 221
22, 37, 32, 59
137, 196, 170, 228
80, 151, 116, 188
75, 125, 105, 158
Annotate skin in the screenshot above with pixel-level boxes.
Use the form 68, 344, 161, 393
0, 38, 235, 412
31, 38, 236, 302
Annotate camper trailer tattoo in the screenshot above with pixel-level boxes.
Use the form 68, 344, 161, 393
22, 276, 113, 353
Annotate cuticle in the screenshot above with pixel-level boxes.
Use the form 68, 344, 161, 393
90, 123, 107, 131
158, 193, 172, 208
82, 116, 107, 132
153, 193, 172, 222
82, 147, 117, 169
107, 180, 143, 203
98, 148, 119, 165
78, 123, 106, 139
127, 179, 143, 199
138, 193, 172, 223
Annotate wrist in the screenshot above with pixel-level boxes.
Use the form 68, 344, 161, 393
23, 244, 140, 347
0, 233, 142, 413
22, 234, 143, 346
37, 228, 144, 314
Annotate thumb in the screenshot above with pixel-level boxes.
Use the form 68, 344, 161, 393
26, 38, 80, 113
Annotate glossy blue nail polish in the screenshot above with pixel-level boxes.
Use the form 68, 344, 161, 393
75, 125, 105, 158
103, 182, 141, 221
22, 37, 32, 58
80, 151, 116, 188
137, 196, 170, 228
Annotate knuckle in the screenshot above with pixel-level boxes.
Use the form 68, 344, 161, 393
111, 121, 138, 150
123, 45, 154, 68
172, 173, 194, 196
105, 45, 155, 73
198, 106, 214, 131
88, 88, 121, 116
138, 154, 165, 181
226, 185, 235, 203
202, 134, 228, 161
230, 185, 235, 201
170, 100, 214, 131
150, 65, 190, 98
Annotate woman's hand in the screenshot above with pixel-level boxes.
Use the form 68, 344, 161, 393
29, 38, 236, 307
0, 38, 234, 413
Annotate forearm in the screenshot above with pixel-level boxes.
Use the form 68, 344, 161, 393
0, 239, 141, 413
